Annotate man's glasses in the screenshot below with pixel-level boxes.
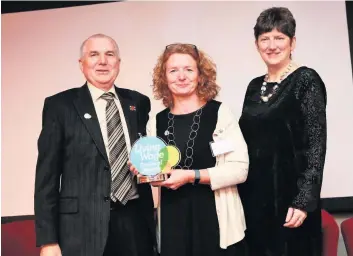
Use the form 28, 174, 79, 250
165, 43, 199, 57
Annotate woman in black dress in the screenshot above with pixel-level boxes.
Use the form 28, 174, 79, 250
130, 43, 249, 256
238, 7, 327, 256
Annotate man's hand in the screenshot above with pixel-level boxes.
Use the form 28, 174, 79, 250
40, 243, 62, 256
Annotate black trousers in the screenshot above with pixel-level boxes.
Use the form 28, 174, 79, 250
103, 198, 155, 256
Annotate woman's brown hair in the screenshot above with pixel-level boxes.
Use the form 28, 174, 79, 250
152, 43, 220, 108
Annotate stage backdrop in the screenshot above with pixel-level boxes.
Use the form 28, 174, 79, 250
2, 1, 353, 216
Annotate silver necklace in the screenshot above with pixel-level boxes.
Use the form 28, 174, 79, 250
164, 106, 203, 169
260, 62, 292, 102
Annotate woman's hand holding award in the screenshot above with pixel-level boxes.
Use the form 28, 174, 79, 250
130, 136, 180, 184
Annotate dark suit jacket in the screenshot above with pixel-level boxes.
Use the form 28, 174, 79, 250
34, 84, 155, 256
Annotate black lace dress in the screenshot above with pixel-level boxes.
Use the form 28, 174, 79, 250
238, 66, 327, 256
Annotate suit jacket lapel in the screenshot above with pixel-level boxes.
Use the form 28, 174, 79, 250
115, 86, 138, 144
73, 84, 109, 163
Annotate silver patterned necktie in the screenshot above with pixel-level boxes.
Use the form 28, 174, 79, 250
101, 92, 133, 205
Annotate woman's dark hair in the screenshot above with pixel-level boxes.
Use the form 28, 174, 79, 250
254, 7, 296, 40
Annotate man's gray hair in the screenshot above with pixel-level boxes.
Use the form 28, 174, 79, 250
80, 34, 120, 58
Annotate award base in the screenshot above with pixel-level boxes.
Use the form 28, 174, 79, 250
137, 173, 169, 184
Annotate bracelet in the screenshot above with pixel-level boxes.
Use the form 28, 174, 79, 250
193, 169, 200, 185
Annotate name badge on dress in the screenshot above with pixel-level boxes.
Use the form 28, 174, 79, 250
209, 139, 234, 157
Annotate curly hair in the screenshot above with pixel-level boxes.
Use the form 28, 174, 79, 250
152, 43, 220, 108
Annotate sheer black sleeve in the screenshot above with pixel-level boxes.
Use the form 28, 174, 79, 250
291, 68, 327, 212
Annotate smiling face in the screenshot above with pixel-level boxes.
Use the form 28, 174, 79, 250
256, 28, 296, 67
79, 36, 120, 90
165, 53, 199, 98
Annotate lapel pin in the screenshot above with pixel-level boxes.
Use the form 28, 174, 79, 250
84, 113, 92, 119
129, 105, 136, 111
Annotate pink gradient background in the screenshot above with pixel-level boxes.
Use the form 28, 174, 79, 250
2, 1, 353, 216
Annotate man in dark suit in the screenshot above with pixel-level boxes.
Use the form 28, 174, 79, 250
34, 34, 156, 256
